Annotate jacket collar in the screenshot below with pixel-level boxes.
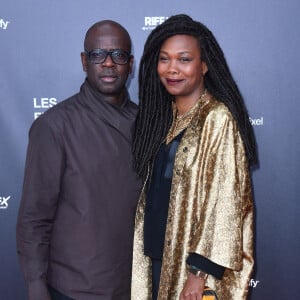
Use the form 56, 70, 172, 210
78, 79, 136, 142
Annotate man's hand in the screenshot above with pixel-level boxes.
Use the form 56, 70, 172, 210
179, 272, 205, 300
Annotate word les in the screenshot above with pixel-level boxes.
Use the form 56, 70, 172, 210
33, 97, 57, 119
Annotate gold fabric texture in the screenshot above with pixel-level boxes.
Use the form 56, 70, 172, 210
131, 96, 254, 300
165, 91, 206, 145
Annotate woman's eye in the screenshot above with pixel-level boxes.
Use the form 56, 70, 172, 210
159, 56, 168, 61
179, 57, 191, 63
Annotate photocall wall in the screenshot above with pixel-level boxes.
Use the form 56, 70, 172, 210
1, 0, 299, 299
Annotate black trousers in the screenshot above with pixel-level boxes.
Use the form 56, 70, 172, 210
151, 258, 162, 300
48, 286, 74, 300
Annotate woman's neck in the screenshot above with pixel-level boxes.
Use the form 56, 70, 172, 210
175, 89, 207, 115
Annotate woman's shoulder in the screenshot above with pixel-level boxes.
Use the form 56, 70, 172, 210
201, 96, 235, 124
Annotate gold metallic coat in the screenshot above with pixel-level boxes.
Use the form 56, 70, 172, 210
131, 96, 254, 300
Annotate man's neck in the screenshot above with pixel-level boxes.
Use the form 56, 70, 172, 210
86, 80, 127, 107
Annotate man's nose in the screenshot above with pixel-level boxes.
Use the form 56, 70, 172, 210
102, 54, 115, 67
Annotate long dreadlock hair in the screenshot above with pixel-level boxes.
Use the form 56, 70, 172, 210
133, 14, 258, 180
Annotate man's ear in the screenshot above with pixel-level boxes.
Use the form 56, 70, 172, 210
128, 55, 134, 74
81, 52, 87, 72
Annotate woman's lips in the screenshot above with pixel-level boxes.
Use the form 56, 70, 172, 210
166, 78, 183, 85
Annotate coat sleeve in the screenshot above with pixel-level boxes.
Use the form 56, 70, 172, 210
189, 105, 253, 272
16, 116, 65, 299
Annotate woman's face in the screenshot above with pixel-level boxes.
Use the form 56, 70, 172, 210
157, 34, 207, 101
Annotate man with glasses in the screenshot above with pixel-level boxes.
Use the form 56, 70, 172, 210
17, 20, 141, 300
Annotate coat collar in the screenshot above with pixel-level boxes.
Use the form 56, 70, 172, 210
172, 95, 213, 179
78, 79, 137, 142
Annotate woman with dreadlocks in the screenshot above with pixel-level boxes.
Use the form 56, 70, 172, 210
131, 14, 257, 300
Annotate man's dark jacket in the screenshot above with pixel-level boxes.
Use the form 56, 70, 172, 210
17, 80, 141, 300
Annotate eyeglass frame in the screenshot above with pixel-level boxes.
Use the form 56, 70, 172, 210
84, 48, 132, 65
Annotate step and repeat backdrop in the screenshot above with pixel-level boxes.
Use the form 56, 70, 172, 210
1, 0, 299, 299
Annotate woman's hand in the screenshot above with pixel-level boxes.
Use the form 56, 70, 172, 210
179, 272, 206, 300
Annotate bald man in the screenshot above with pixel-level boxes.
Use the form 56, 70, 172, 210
17, 20, 141, 300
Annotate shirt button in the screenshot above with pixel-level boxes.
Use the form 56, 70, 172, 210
167, 240, 171, 246
183, 147, 188, 153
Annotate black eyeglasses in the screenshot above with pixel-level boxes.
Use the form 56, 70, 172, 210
84, 49, 131, 65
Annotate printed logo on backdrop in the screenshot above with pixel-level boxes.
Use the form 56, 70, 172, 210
249, 278, 260, 288
33, 97, 58, 119
0, 196, 11, 209
250, 116, 264, 126
0, 18, 10, 30
142, 16, 168, 31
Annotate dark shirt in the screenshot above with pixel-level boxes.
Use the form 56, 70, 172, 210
144, 131, 184, 259
16, 80, 141, 300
